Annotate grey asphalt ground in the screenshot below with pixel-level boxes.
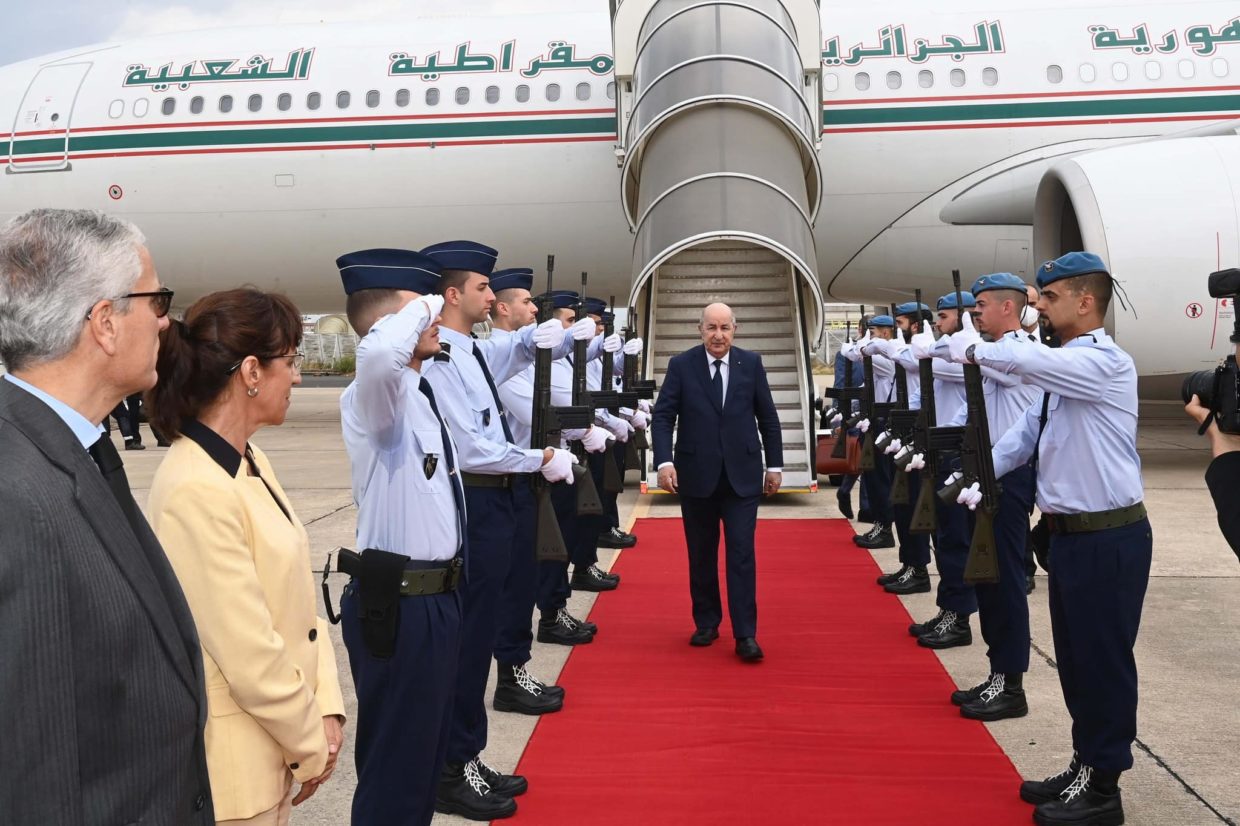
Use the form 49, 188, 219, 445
119, 391, 1237, 826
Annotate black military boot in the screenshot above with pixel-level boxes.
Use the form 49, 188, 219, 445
917, 610, 972, 648
877, 564, 910, 587
960, 672, 1028, 721
853, 523, 895, 549
537, 609, 594, 645
472, 756, 529, 798
435, 760, 517, 821
566, 611, 598, 635
1020, 754, 1081, 804
883, 565, 930, 594
570, 563, 618, 592
493, 662, 564, 715
589, 563, 620, 584
598, 527, 637, 548
1033, 766, 1125, 826
952, 673, 999, 707
908, 608, 946, 637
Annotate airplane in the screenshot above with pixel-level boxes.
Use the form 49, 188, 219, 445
2, 0, 1238, 486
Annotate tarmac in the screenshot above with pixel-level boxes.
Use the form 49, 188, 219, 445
118, 390, 1237, 825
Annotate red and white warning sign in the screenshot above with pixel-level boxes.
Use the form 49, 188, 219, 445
1186, 302, 1203, 319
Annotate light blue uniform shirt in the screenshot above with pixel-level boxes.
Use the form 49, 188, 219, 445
890, 344, 922, 411
977, 328, 1144, 515
928, 339, 969, 427
2, 373, 104, 450
947, 329, 1043, 443
845, 346, 894, 406
340, 299, 462, 561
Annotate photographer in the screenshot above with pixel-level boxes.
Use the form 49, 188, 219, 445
1186, 391, 1240, 561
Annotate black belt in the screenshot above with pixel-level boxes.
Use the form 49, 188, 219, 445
1044, 502, 1147, 535
337, 548, 462, 595
462, 472, 513, 489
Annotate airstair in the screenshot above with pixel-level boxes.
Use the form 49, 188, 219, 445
610, 0, 826, 490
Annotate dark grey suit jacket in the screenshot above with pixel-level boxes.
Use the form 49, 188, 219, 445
0, 380, 213, 825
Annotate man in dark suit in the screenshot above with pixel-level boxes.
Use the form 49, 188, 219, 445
652, 302, 783, 661
0, 209, 213, 824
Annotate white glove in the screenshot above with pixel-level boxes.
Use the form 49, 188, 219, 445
627, 409, 649, 430
606, 419, 634, 443
944, 470, 963, 488
883, 437, 903, 456
910, 328, 937, 359
839, 341, 856, 359
947, 312, 982, 363
829, 412, 843, 427
415, 294, 445, 323
857, 418, 871, 433
957, 481, 983, 510
602, 333, 623, 353
540, 448, 578, 483
1021, 305, 1040, 329
905, 453, 926, 472
532, 318, 566, 349
623, 336, 644, 356
638, 399, 652, 414
569, 317, 595, 341
580, 426, 613, 453
862, 337, 893, 358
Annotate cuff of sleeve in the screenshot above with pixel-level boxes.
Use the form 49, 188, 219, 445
766, 467, 782, 473
524, 448, 548, 471
656, 462, 673, 471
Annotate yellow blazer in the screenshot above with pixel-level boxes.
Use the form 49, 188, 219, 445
149, 436, 345, 821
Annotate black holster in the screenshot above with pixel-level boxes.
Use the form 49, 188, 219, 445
1030, 514, 1051, 573
351, 548, 408, 659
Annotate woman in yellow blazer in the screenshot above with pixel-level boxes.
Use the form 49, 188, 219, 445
147, 289, 345, 825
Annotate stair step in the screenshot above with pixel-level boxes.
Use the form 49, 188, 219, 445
659, 261, 789, 277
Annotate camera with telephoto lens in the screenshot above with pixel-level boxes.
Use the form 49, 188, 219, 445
1181, 269, 1240, 435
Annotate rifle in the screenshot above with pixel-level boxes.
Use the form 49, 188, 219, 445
531, 257, 602, 539
621, 305, 656, 476
886, 302, 916, 506
818, 321, 860, 460
906, 288, 939, 534
571, 274, 624, 494
855, 304, 879, 471
600, 295, 642, 471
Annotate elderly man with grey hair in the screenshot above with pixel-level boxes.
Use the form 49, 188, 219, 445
0, 209, 214, 824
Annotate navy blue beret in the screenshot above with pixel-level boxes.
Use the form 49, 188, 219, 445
419, 240, 499, 276
868, 314, 895, 328
894, 301, 931, 316
936, 291, 977, 311
971, 272, 1027, 295
490, 268, 534, 293
336, 248, 441, 295
1037, 252, 1109, 288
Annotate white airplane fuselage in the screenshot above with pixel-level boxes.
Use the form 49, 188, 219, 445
2, 1, 1239, 384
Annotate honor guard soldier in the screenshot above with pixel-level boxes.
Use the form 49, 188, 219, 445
943, 274, 1042, 720
949, 252, 1151, 826
335, 249, 464, 826
905, 292, 979, 649
593, 302, 647, 552
419, 241, 590, 821
843, 314, 897, 549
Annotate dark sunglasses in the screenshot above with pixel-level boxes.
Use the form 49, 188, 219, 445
85, 287, 175, 320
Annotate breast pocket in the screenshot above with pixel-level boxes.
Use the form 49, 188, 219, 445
1040, 394, 1063, 451
411, 428, 447, 493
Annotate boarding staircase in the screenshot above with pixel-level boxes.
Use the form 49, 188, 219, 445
610, 0, 826, 491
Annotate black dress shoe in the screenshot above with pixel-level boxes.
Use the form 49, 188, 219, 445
598, 527, 637, 548
570, 565, 618, 592
883, 566, 930, 594
951, 673, 997, 707
473, 757, 528, 798
854, 524, 895, 549
493, 663, 564, 715
124, 441, 146, 451
908, 608, 946, 637
537, 610, 594, 645
877, 564, 910, 586
917, 611, 972, 649
836, 492, 855, 520
1020, 755, 1081, 804
960, 673, 1028, 721
857, 507, 874, 524
1033, 767, 1124, 826
435, 761, 517, 821
735, 637, 764, 661
689, 627, 719, 646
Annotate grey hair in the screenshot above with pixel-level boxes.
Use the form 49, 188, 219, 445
699, 305, 737, 326
0, 209, 145, 371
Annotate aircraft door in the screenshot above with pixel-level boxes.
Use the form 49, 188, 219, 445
8, 62, 91, 172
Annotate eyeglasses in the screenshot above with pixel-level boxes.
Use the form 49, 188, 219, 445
85, 287, 175, 320
226, 352, 304, 375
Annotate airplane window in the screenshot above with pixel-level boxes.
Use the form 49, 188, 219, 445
546, 83, 561, 101
307, 92, 321, 110
396, 89, 411, 107
1179, 59, 1196, 79
982, 67, 998, 86
455, 87, 470, 105
824, 73, 839, 92
486, 85, 500, 104
162, 97, 175, 116
516, 84, 530, 103
218, 95, 233, 113
1213, 58, 1229, 78
134, 99, 150, 117
108, 99, 124, 119
949, 69, 965, 87
918, 70, 933, 88
576, 82, 591, 101
366, 90, 380, 108
854, 72, 870, 91
248, 94, 262, 112
606, 81, 616, 99
1145, 61, 1162, 80
277, 93, 291, 111
426, 88, 440, 106
337, 91, 351, 109
886, 71, 901, 90
1112, 62, 1129, 81
1047, 65, 1063, 83
1079, 63, 1096, 82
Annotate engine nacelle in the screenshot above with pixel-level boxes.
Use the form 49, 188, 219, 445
1034, 136, 1240, 396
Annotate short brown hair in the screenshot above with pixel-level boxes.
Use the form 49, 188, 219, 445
1064, 273, 1112, 316
147, 288, 301, 440
436, 268, 474, 295
346, 287, 402, 337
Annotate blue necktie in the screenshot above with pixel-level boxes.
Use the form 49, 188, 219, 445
419, 378, 468, 575
712, 359, 724, 407
469, 345, 516, 444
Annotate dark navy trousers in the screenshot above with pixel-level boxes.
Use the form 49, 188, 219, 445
863, 442, 895, 527
342, 585, 462, 826
604, 441, 625, 530
537, 481, 577, 617
894, 468, 932, 568
1048, 518, 1152, 772
974, 465, 1035, 674
572, 451, 608, 569
447, 485, 514, 764
678, 469, 759, 639
933, 490, 978, 615
493, 480, 537, 667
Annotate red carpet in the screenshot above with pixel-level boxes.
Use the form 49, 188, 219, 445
514, 518, 1030, 825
